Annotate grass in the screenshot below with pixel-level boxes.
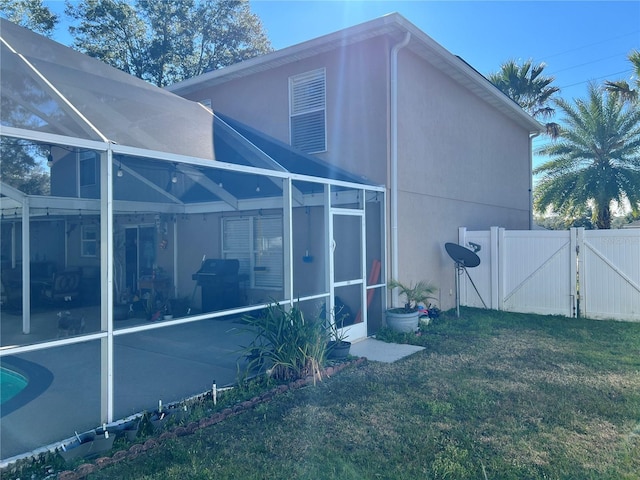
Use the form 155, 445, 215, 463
19, 308, 640, 479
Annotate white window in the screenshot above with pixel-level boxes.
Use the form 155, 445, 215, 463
222, 215, 283, 289
289, 68, 326, 153
81, 224, 98, 257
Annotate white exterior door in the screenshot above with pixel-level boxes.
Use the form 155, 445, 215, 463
330, 210, 367, 341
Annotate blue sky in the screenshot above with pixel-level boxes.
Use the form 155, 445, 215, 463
44, 1, 639, 103
250, 1, 639, 103
42, 0, 640, 167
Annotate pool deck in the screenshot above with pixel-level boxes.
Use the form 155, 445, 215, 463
1, 314, 423, 464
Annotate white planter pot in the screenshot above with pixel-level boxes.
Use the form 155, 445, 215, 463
386, 309, 420, 333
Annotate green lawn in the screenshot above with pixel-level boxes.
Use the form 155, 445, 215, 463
34, 309, 640, 479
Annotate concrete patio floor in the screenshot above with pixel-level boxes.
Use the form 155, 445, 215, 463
1, 311, 423, 463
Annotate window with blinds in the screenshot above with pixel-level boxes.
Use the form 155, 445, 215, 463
222, 215, 283, 289
289, 68, 326, 153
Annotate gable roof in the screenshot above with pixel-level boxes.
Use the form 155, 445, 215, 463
168, 13, 543, 134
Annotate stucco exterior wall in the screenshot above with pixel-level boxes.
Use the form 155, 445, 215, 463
174, 34, 536, 313
394, 48, 533, 308
179, 38, 390, 185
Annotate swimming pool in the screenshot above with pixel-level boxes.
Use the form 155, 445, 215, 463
0, 357, 53, 417
1, 366, 28, 404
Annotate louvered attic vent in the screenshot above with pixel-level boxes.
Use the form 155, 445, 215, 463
289, 69, 326, 154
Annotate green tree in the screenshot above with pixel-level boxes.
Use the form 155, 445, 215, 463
0, 140, 50, 195
65, 0, 272, 87
0, 0, 56, 193
0, 0, 58, 36
533, 83, 640, 229
605, 49, 640, 105
488, 59, 561, 137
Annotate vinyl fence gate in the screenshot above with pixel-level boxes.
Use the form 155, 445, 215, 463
457, 227, 640, 321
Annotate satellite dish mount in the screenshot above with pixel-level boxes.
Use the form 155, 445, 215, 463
445, 242, 487, 317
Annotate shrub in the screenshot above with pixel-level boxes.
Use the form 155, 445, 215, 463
241, 302, 329, 383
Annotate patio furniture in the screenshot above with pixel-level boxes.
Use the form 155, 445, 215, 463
42, 269, 82, 304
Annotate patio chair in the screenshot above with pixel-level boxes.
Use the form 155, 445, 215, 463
42, 269, 82, 304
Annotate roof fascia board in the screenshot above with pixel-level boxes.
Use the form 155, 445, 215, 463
169, 13, 542, 134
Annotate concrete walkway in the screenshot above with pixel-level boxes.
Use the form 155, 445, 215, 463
350, 338, 424, 363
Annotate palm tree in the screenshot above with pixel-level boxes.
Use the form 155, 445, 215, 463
488, 59, 561, 137
533, 83, 640, 229
605, 49, 640, 105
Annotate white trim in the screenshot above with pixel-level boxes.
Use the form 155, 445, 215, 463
0, 126, 109, 151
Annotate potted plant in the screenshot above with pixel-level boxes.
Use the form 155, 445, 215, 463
386, 279, 437, 332
326, 309, 351, 360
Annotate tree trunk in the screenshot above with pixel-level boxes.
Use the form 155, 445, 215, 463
596, 206, 611, 229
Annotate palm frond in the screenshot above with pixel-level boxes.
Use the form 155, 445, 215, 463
534, 83, 640, 229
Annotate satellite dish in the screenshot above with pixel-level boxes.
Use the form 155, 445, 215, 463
444, 242, 486, 316
445, 243, 480, 268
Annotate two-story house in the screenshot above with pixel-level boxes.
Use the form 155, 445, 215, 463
168, 13, 543, 313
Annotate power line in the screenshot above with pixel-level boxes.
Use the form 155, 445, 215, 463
544, 30, 640, 60
559, 68, 633, 90
548, 52, 632, 75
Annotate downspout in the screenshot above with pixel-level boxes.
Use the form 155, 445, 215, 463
528, 132, 540, 230
390, 32, 411, 302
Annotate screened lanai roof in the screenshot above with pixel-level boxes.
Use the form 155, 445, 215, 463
0, 18, 215, 159
0, 18, 374, 196
216, 114, 372, 185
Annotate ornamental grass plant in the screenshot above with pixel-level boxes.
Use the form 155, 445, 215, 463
240, 302, 330, 383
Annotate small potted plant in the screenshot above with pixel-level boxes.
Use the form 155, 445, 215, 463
326, 310, 351, 360
386, 279, 437, 332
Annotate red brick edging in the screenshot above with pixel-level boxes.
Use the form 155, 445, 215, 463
57, 357, 367, 479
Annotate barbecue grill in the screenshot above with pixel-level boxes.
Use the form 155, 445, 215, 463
191, 259, 241, 312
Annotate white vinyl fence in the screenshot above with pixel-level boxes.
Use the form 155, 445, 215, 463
457, 227, 640, 321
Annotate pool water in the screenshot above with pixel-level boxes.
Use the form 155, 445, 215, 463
1, 366, 28, 404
